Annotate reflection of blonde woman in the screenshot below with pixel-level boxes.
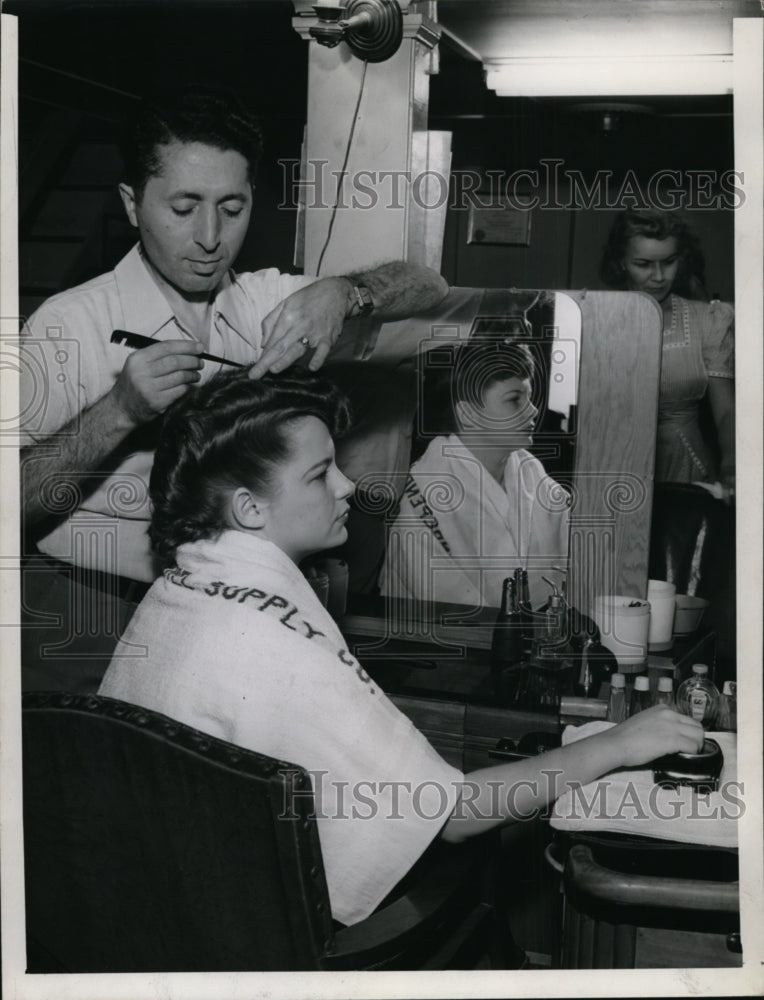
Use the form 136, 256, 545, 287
100, 369, 703, 929
600, 209, 734, 491
380, 341, 569, 610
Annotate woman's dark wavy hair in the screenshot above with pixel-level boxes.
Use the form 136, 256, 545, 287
440, 339, 536, 433
121, 87, 264, 199
599, 208, 707, 298
149, 370, 351, 565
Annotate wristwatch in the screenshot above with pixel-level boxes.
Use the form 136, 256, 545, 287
351, 282, 375, 316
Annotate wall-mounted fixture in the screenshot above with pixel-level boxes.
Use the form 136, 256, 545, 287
310, 0, 403, 62
569, 102, 655, 134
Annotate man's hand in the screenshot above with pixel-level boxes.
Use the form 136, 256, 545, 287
603, 706, 704, 769
110, 339, 205, 426
249, 277, 352, 379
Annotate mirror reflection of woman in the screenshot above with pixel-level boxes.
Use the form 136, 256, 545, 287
98, 368, 703, 928
600, 208, 735, 492
380, 341, 569, 610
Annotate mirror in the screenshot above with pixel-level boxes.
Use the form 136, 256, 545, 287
330, 288, 582, 614
327, 288, 663, 687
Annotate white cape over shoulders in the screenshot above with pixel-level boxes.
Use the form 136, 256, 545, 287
100, 531, 463, 926
380, 436, 569, 609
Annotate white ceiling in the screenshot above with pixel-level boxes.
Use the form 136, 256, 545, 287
432, 0, 762, 97
434, 0, 762, 61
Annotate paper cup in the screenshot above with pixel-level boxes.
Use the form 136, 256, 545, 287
592, 595, 650, 670
673, 594, 709, 635
647, 579, 677, 651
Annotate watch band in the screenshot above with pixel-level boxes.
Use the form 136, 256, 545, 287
351, 282, 375, 316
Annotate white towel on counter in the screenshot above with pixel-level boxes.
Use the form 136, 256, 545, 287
100, 530, 463, 926
550, 720, 739, 848
380, 436, 569, 610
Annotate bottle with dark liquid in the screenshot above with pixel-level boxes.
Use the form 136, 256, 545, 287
514, 567, 534, 660
491, 577, 524, 705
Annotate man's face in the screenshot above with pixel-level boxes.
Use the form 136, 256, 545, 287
120, 140, 252, 298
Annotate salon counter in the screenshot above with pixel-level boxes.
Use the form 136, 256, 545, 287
338, 597, 735, 966
338, 594, 719, 709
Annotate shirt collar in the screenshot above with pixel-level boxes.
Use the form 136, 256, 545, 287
113, 244, 242, 338
114, 244, 177, 337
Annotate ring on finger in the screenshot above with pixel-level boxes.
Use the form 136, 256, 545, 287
299, 336, 310, 348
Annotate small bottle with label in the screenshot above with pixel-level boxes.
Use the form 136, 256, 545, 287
629, 675, 652, 716
607, 672, 627, 723
676, 663, 721, 728
653, 676, 675, 709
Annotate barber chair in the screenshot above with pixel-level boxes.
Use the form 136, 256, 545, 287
648, 482, 736, 681
548, 833, 741, 969
22, 691, 512, 972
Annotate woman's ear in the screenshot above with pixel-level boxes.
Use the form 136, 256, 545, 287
228, 487, 268, 532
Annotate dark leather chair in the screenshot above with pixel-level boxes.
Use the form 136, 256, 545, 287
22, 691, 512, 973
648, 482, 736, 679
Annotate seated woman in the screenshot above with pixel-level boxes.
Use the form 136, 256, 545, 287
380, 340, 569, 610
600, 208, 735, 489
99, 369, 703, 928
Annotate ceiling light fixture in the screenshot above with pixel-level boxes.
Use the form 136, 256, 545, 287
485, 55, 733, 98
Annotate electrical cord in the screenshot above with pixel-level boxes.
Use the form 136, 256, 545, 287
315, 59, 369, 277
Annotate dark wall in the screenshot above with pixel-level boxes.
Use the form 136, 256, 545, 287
10, 0, 309, 278
9, 0, 736, 299
432, 46, 736, 300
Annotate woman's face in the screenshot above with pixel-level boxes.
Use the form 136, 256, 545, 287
622, 235, 680, 303
259, 415, 354, 564
457, 375, 538, 453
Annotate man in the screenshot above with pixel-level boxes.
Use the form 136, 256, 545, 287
19, 88, 448, 691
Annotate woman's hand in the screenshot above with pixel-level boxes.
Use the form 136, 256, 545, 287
603, 706, 704, 768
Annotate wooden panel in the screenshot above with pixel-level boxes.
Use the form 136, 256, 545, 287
564, 290, 663, 614
635, 926, 743, 968
390, 693, 466, 770
454, 203, 572, 290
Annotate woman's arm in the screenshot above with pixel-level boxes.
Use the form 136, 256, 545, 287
441, 706, 703, 842
707, 376, 735, 491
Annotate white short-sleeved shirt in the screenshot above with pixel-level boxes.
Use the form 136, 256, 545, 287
20, 245, 315, 581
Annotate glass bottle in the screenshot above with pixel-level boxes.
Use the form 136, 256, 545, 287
514, 567, 534, 660
491, 577, 524, 705
676, 664, 721, 728
629, 675, 652, 716
607, 673, 627, 723
717, 680, 737, 732
653, 676, 675, 708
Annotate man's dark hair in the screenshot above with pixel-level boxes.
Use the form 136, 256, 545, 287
599, 208, 707, 299
121, 88, 264, 198
149, 369, 352, 565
